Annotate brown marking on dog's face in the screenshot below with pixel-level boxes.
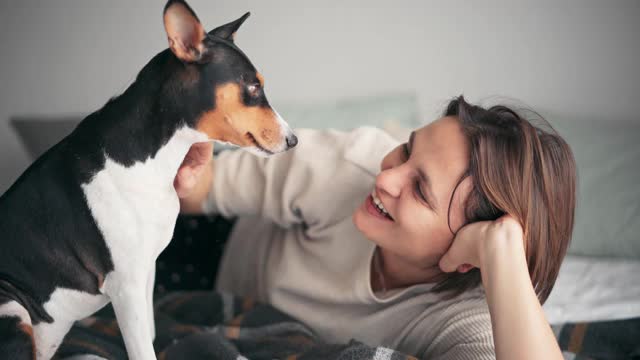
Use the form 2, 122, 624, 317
18, 323, 36, 360
256, 72, 265, 87
196, 82, 286, 153
158, 2, 296, 154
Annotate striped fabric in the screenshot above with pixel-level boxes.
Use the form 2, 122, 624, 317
55, 291, 417, 360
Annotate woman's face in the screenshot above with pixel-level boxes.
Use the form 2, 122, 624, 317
353, 116, 472, 269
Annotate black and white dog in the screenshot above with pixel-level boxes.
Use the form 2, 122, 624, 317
0, 1, 297, 359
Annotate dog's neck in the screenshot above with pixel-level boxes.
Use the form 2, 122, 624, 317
73, 52, 205, 171
117, 126, 206, 192
74, 113, 208, 190
73, 64, 214, 188
135, 126, 209, 187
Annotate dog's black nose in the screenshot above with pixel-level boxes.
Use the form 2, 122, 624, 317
286, 134, 298, 149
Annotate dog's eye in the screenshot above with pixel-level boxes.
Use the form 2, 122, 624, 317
247, 84, 261, 97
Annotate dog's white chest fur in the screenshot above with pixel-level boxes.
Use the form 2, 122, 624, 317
82, 126, 208, 276
30, 127, 208, 360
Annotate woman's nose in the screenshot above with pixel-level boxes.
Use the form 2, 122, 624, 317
375, 164, 410, 198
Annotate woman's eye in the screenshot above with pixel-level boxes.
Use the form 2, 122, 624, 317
414, 180, 434, 210
414, 181, 426, 202
402, 143, 410, 159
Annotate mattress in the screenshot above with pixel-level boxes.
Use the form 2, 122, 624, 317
544, 255, 640, 325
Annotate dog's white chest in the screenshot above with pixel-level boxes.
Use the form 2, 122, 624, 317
81, 127, 208, 274
83, 163, 179, 270
41, 288, 110, 323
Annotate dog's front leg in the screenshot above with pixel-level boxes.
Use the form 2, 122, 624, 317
106, 275, 156, 360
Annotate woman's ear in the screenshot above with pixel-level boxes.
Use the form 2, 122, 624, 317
457, 264, 474, 273
163, 0, 206, 63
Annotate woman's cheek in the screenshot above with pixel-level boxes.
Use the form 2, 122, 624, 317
410, 212, 451, 252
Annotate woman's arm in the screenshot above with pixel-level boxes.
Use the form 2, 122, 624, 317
480, 220, 562, 360
175, 129, 380, 227
439, 217, 563, 360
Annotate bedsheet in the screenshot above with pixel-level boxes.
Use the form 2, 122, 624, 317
544, 255, 640, 324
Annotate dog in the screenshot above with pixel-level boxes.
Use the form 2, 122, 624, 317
0, 1, 297, 359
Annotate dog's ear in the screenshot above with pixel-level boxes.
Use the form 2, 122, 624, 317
163, 0, 206, 63
209, 12, 250, 42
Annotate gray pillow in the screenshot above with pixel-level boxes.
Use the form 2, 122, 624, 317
553, 120, 640, 258
277, 92, 420, 131
11, 117, 80, 160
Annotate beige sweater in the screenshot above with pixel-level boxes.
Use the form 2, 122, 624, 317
204, 127, 495, 359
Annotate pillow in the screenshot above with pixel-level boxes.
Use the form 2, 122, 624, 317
11, 117, 80, 160
276, 92, 420, 132
553, 119, 640, 259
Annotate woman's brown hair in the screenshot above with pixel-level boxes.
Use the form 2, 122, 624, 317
434, 96, 577, 304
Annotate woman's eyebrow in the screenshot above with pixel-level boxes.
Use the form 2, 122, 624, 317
408, 131, 439, 211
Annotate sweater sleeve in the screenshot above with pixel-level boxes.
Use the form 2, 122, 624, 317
202, 128, 395, 229
425, 308, 496, 360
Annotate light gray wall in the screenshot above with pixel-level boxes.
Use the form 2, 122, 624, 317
1, 0, 638, 193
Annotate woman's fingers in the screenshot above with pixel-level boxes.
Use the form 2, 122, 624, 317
439, 216, 525, 274
182, 142, 214, 167
439, 220, 488, 273
174, 167, 196, 198
439, 234, 467, 273
174, 142, 214, 198
438, 252, 460, 273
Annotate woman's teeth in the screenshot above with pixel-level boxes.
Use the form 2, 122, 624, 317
371, 191, 389, 215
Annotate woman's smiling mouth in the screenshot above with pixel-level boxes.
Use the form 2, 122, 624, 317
367, 191, 394, 221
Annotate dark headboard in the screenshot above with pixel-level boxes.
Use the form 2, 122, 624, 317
10, 117, 83, 160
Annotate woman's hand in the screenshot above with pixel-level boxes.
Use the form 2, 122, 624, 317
174, 142, 214, 213
439, 215, 524, 274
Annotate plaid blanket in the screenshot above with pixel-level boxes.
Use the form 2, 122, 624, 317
53, 291, 416, 360
552, 318, 640, 360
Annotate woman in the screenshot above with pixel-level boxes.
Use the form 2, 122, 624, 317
174, 96, 576, 359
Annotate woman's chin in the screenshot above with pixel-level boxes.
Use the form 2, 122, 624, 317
352, 205, 382, 243
352, 206, 366, 232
